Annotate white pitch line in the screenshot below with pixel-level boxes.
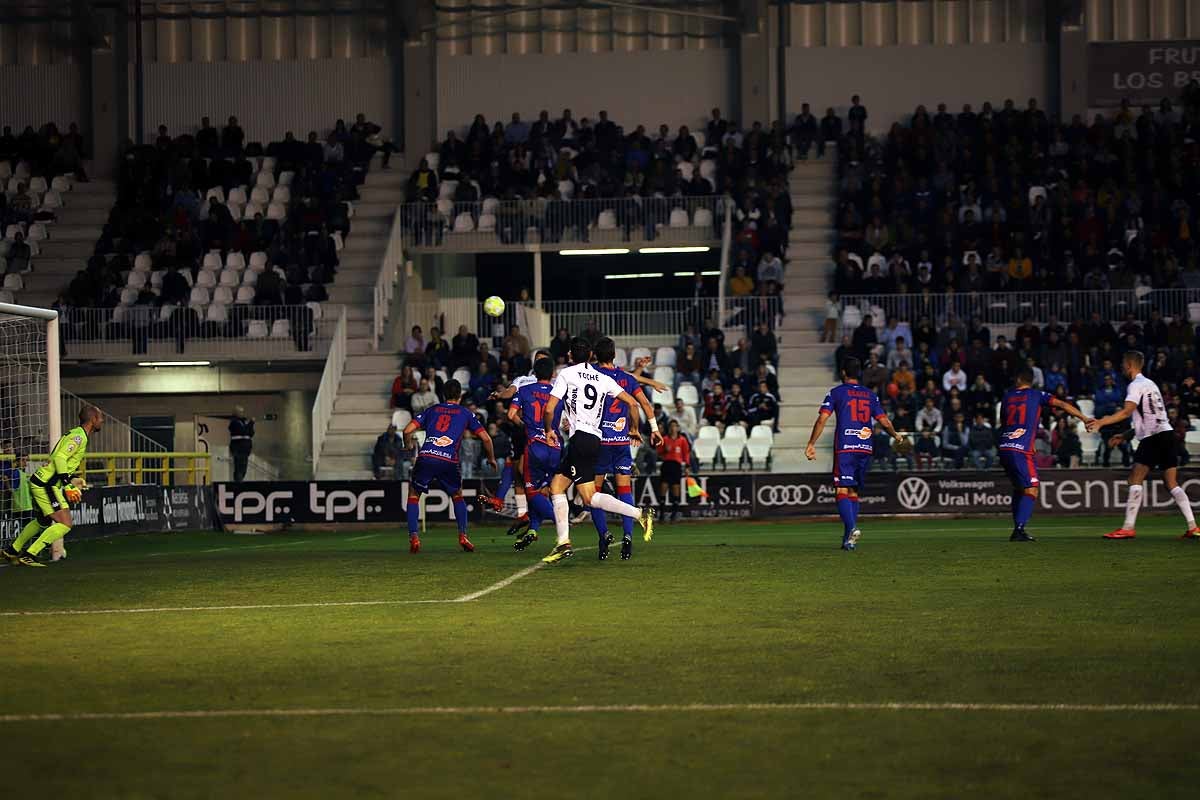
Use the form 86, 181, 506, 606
452, 562, 545, 602
1, 701, 1197, 724
345, 534, 383, 542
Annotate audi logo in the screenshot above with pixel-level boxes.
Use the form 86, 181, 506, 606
897, 477, 931, 510
756, 485, 816, 506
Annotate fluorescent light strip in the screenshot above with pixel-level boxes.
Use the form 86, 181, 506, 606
559, 248, 630, 256
672, 270, 724, 277
137, 361, 212, 367
603, 272, 665, 280
638, 246, 711, 254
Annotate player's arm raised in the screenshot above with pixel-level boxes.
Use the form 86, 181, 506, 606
1087, 401, 1135, 433
489, 385, 518, 401
630, 356, 669, 391
630, 386, 663, 446
1051, 397, 1093, 425
805, 409, 830, 461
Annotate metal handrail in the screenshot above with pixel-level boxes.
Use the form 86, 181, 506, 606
311, 306, 348, 476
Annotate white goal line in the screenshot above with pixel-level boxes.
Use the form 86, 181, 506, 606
1, 701, 1197, 724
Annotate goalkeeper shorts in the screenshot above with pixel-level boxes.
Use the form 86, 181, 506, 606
30, 483, 67, 524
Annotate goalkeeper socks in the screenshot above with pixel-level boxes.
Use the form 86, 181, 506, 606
528, 493, 554, 532
406, 494, 420, 536
1170, 486, 1196, 527
552, 493, 570, 545
1123, 484, 1144, 530
12, 519, 44, 552
1015, 494, 1035, 529
617, 487, 635, 538
497, 462, 513, 502
452, 494, 469, 535
588, 491, 641, 519
25, 523, 70, 557
515, 491, 528, 517
836, 497, 856, 537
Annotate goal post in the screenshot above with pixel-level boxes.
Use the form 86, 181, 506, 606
0, 302, 61, 556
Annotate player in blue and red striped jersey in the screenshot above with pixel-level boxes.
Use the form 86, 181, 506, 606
401, 379, 496, 554
998, 368, 1091, 542
507, 357, 564, 552
591, 337, 664, 561
804, 357, 908, 550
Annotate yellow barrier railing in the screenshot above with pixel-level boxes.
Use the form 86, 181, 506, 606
0, 452, 211, 486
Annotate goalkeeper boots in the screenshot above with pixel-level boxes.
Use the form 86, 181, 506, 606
409, 536, 421, 554
1, 545, 20, 564
513, 530, 538, 551
16, 554, 45, 568
620, 536, 632, 560
541, 542, 574, 564
458, 533, 475, 553
1010, 527, 1036, 542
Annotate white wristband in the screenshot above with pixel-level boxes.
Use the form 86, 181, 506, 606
649, 418, 659, 433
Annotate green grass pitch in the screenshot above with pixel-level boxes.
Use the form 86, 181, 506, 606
2, 516, 1199, 799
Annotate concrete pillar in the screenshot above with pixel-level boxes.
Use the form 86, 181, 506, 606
1058, 6, 1088, 122
280, 390, 313, 480
738, 20, 773, 128
404, 38, 437, 159
87, 5, 126, 179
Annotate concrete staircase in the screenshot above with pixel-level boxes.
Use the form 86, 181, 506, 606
13, 179, 116, 308
770, 153, 838, 472
313, 165, 410, 479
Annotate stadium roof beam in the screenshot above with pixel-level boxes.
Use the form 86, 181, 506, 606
421, 1, 736, 33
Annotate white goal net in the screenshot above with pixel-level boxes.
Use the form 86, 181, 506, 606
0, 304, 57, 546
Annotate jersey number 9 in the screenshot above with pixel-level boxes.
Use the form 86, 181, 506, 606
583, 384, 599, 409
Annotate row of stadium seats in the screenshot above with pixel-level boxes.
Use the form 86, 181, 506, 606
440, 205, 714, 234
693, 424, 774, 470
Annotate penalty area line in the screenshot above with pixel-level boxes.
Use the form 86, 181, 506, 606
1, 701, 1198, 724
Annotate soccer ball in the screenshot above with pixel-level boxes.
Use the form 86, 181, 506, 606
483, 296, 506, 317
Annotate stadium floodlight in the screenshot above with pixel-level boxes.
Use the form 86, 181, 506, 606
559, 248, 630, 255
639, 246, 712, 254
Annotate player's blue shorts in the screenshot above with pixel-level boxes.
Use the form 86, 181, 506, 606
595, 442, 634, 477
410, 456, 462, 495
523, 440, 561, 491
999, 449, 1039, 490
832, 451, 871, 488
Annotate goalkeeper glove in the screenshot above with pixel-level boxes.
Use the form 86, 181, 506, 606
64, 485, 83, 504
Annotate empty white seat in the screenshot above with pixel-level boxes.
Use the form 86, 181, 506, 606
126, 271, 147, 290
3, 273, 23, 291
241, 269, 258, 286
28, 176, 47, 194
391, 409, 413, 430
246, 319, 269, 338
669, 207, 690, 227
40, 190, 63, 209
203, 251, 222, 270
205, 303, 229, 323
235, 285, 255, 304
150, 270, 164, 288
205, 186, 226, 203
1077, 398, 1095, 418
693, 425, 720, 464
243, 202, 263, 220
699, 159, 717, 182
225, 201, 243, 220
219, 269, 239, 287
481, 196, 499, 215
597, 209, 617, 230
477, 213, 497, 232
255, 171, 276, 189
260, 157, 277, 173
271, 185, 291, 204
119, 287, 139, 306
249, 251, 267, 270
196, 270, 217, 288
435, 196, 453, 217
424, 152, 439, 171
841, 305, 863, 330
227, 186, 248, 205
719, 426, 748, 465
266, 202, 286, 220
213, 286, 233, 306
250, 186, 270, 205
677, 383, 700, 406
134, 253, 153, 271
655, 346, 676, 367
652, 386, 674, 407
25, 223, 47, 242
278, 170, 294, 186
613, 347, 628, 368
693, 207, 714, 227
629, 346, 652, 365
453, 213, 475, 233
653, 366, 674, 386
50, 175, 72, 192
438, 180, 458, 200
269, 319, 291, 338
5, 223, 24, 240
189, 286, 211, 305
452, 367, 471, 386
225, 252, 246, 270
746, 425, 773, 467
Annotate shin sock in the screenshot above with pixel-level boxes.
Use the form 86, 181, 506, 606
1015, 494, 1035, 529
1171, 486, 1196, 528
12, 519, 44, 552
552, 493, 570, 545
617, 487, 636, 539
1123, 484, 1144, 530
25, 523, 70, 557
588, 491, 641, 519
528, 493, 554, 532
452, 494, 469, 535
406, 494, 420, 537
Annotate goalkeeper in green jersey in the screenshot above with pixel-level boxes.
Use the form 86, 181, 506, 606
2, 405, 103, 567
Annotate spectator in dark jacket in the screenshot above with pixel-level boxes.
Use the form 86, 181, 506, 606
229, 406, 255, 482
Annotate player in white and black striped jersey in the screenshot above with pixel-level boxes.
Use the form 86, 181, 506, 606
539, 337, 655, 563
1087, 350, 1199, 540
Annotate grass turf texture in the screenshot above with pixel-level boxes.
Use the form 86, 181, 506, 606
2, 517, 1199, 799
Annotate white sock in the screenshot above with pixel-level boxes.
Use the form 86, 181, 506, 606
1123, 484, 1144, 530
515, 493, 528, 516
552, 494, 570, 546
1171, 486, 1196, 528
589, 491, 641, 519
